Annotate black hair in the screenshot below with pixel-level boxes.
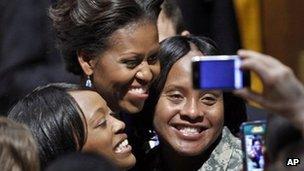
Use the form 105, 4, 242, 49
139, 35, 247, 136
161, 0, 186, 34
49, 0, 160, 75
252, 137, 262, 145
135, 0, 164, 20
8, 83, 86, 169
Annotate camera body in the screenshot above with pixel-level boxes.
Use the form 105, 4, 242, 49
192, 55, 250, 90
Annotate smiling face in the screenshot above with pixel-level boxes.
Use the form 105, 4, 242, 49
253, 140, 262, 152
69, 90, 136, 170
153, 47, 224, 156
82, 21, 160, 114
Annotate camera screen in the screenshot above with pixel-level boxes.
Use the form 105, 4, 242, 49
199, 59, 241, 89
243, 123, 266, 171
193, 56, 245, 90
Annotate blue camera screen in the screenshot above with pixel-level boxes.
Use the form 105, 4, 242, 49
199, 59, 240, 89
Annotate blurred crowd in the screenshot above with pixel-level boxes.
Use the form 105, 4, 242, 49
0, 0, 303, 171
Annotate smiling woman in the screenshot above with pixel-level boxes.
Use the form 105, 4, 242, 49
49, 0, 161, 114
8, 83, 135, 170
139, 36, 247, 171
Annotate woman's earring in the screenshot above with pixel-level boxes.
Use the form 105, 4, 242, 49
85, 75, 93, 88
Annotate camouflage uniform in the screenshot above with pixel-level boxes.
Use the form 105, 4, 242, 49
141, 126, 243, 171
197, 126, 243, 171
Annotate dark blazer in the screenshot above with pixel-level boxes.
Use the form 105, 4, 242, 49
0, 0, 78, 115
176, 0, 241, 54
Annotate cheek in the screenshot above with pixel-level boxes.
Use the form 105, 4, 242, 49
153, 98, 178, 132
151, 62, 160, 77
153, 104, 167, 128
95, 57, 137, 83
153, 99, 169, 128
85, 129, 113, 152
207, 105, 224, 129
94, 66, 136, 89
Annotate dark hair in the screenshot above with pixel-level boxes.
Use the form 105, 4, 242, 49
49, 0, 159, 75
135, 0, 164, 20
8, 83, 86, 169
252, 137, 262, 145
161, 0, 186, 34
140, 35, 246, 135
46, 152, 118, 171
0, 117, 39, 171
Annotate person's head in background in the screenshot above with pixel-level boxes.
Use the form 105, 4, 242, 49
265, 115, 303, 170
46, 152, 118, 171
157, 0, 190, 41
142, 35, 246, 170
0, 117, 39, 171
8, 83, 136, 170
50, 0, 162, 114
267, 140, 304, 171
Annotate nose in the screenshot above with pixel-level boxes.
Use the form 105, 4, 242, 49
135, 62, 153, 83
180, 98, 204, 122
112, 116, 126, 134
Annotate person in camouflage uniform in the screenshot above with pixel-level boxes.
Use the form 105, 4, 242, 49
137, 35, 246, 171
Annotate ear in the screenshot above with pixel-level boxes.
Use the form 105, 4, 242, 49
181, 30, 190, 36
77, 50, 95, 75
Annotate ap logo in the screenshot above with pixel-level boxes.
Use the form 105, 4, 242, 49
286, 158, 300, 166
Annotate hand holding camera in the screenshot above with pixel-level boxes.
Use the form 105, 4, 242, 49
233, 50, 304, 123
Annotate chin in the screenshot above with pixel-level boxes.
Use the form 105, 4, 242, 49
120, 102, 144, 114
175, 147, 205, 157
117, 156, 136, 170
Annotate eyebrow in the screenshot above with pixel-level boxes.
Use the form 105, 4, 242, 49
164, 84, 186, 92
120, 52, 140, 57
148, 46, 160, 56
119, 44, 159, 58
165, 84, 222, 95
199, 90, 222, 97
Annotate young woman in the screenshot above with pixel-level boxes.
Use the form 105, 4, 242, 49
49, 0, 162, 114
139, 36, 247, 171
8, 83, 135, 170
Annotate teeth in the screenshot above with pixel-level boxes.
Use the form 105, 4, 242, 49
179, 127, 200, 136
129, 87, 147, 94
114, 139, 129, 153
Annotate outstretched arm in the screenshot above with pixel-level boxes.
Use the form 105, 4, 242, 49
234, 50, 304, 134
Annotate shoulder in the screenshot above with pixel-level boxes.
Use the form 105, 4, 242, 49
223, 126, 242, 148
198, 127, 243, 171
222, 127, 243, 171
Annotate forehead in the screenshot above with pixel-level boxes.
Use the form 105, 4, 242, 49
108, 21, 159, 51
68, 90, 107, 116
166, 48, 203, 83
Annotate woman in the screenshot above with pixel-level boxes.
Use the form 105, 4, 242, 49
49, 0, 162, 114
140, 36, 246, 171
249, 138, 264, 169
0, 117, 39, 171
8, 83, 136, 170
